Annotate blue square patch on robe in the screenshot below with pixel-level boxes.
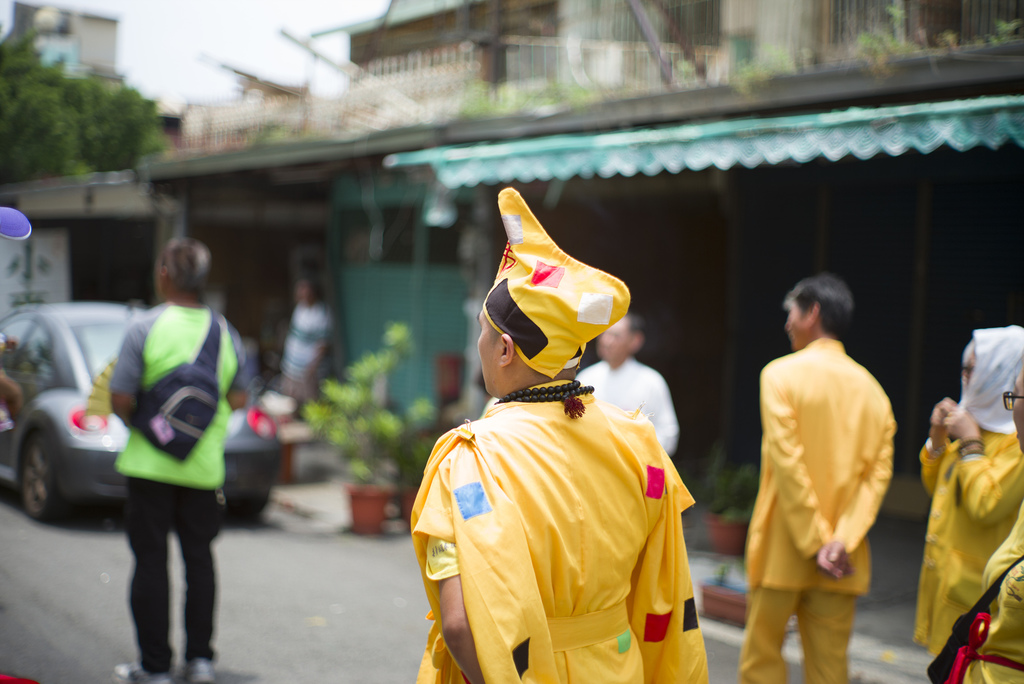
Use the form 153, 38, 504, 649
454, 482, 492, 520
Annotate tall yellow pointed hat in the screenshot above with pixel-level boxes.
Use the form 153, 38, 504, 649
483, 187, 631, 378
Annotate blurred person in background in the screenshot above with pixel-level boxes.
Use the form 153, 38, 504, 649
0, 207, 31, 428
110, 238, 249, 684
577, 312, 679, 456
0, 335, 22, 428
954, 349, 1024, 682
279, 277, 331, 408
739, 273, 896, 684
914, 325, 1024, 655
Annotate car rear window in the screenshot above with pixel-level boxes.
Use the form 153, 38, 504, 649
72, 322, 127, 378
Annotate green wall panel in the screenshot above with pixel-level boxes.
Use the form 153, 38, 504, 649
340, 263, 467, 410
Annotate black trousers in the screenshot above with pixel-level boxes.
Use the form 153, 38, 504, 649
125, 477, 221, 673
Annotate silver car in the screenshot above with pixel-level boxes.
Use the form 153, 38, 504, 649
0, 302, 280, 520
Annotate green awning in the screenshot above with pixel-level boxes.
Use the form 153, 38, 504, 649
384, 95, 1024, 188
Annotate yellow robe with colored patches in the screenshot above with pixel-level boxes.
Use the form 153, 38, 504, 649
411, 392, 708, 684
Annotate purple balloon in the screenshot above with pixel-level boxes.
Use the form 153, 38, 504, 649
0, 207, 32, 240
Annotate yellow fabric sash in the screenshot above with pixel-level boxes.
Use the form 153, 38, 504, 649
547, 600, 629, 652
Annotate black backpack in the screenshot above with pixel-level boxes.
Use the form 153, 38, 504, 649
131, 313, 223, 461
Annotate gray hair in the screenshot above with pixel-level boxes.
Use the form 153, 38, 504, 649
157, 238, 211, 295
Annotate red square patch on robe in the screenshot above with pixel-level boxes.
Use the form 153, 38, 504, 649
644, 611, 673, 642
646, 465, 665, 499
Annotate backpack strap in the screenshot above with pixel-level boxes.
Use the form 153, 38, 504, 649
193, 309, 222, 375
969, 551, 1024, 618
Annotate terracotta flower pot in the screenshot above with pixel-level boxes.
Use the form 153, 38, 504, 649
701, 582, 747, 626
400, 486, 419, 529
703, 512, 749, 556
345, 483, 396, 535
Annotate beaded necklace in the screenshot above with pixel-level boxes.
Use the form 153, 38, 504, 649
496, 380, 594, 419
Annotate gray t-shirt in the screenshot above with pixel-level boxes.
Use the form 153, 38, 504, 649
110, 304, 249, 396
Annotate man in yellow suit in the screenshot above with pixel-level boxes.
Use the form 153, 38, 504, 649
410, 188, 708, 684
739, 273, 896, 684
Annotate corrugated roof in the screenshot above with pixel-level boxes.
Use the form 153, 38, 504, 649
313, 0, 486, 38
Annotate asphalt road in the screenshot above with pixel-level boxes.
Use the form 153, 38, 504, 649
0, 480, 931, 684
0, 489, 430, 684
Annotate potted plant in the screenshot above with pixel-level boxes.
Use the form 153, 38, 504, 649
700, 560, 748, 626
394, 399, 437, 527
303, 322, 435, 534
703, 441, 759, 556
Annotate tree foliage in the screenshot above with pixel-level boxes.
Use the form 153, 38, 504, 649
0, 34, 164, 185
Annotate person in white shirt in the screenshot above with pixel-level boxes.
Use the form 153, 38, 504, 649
280, 278, 332, 405
577, 313, 679, 456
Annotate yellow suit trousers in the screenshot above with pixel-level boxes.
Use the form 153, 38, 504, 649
739, 586, 857, 684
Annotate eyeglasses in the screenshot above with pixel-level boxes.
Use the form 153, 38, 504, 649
1003, 391, 1024, 411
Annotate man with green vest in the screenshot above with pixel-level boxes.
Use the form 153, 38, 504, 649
110, 238, 249, 684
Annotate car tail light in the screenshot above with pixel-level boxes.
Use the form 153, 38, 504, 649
70, 408, 108, 433
246, 406, 277, 440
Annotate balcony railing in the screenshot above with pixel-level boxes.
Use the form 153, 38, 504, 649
831, 0, 1022, 49
503, 35, 720, 93
560, 0, 720, 48
177, 36, 725, 154
179, 45, 481, 153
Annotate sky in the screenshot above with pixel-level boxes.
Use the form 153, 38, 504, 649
0, 0, 392, 104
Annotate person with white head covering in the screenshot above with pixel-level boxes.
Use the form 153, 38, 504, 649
914, 325, 1024, 655
953, 344, 1024, 683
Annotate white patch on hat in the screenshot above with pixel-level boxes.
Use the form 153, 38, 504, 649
577, 293, 614, 325
500, 214, 524, 245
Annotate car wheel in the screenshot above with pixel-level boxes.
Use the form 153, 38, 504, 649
21, 432, 68, 521
227, 492, 270, 518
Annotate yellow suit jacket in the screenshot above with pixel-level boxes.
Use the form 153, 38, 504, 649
411, 391, 709, 683
914, 431, 1024, 653
746, 338, 896, 595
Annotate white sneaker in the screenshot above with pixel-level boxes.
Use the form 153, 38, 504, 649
112, 663, 173, 684
185, 658, 216, 683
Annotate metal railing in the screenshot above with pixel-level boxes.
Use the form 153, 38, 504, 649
831, 0, 905, 47
176, 33, 724, 155
831, 0, 1022, 47
560, 0, 720, 47
358, 42, 479, 83
961, 0, 1024, 39
503, 35, 717, 92
179, 46, 482, 153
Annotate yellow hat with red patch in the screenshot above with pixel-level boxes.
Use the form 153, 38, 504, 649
483, 187, 631, 378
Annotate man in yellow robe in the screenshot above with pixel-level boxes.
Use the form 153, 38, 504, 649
739, 273, 896, 684
411, 187, 708, 684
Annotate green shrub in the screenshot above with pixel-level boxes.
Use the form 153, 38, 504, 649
303, 322, 436, 485
705, 441, 759, 523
